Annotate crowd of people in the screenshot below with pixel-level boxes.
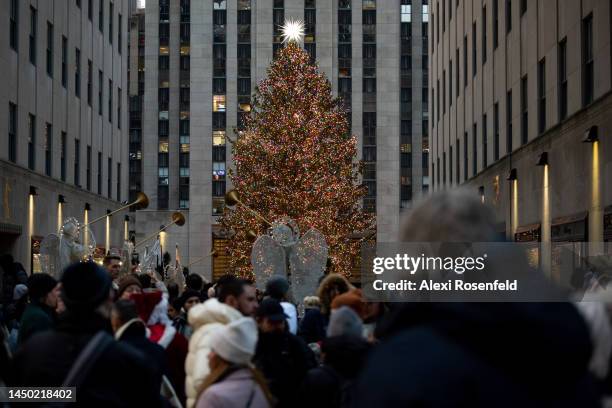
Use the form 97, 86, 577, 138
0, 190, 611, 407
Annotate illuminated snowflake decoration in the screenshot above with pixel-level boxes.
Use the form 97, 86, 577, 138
281, 18, 305, 44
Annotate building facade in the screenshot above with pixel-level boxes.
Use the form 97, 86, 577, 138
0, 0, 130, 273
132, 0, 430, 279
429, 1, 612, 265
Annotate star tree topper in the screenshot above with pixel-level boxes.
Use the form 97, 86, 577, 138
281, 18, 305, 44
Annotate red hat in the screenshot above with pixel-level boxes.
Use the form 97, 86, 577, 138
130, 291, 163, 323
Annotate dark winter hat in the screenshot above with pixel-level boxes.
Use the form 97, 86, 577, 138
256, 298, 288, 322
61, 261, 112, 310
265, 276, 290, 300
178, 289, 201, 310
117, 275, 142, 299
27, 273, 57, 302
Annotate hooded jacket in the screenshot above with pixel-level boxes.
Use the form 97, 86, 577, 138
185, 298, 242, 408
354, 302, 601, 408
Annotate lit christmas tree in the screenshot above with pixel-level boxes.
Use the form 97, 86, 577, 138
220, 23, 374, 278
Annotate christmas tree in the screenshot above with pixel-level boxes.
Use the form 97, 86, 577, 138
220, 36, 374, 278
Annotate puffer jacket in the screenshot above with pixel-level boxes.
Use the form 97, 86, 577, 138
185, 298, 242, 408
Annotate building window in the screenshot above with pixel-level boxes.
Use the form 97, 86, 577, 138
520, 75, 528, 145
456, 137, 460, 184
520, 0, 526, 15
98, 70, 103, 115
88, 0, 92, 21
108, 79, 113, 123
109, 2, 113, 43
46, 22, 53, 77
482, 115, 487, 168
61, 132, 66, 181
117, 163, 121, 202
482, 6, 487, 64
506, 90, 513, 154
61, 36, 67, 87
558, 38, 567, 121
45, 123, 52, 176
87, 60, 92, 105
455, 48, 460, 97
108, 157, 112, 198
582, 14, 594, 107
74, 139, 80, 187
99, 0, 104, 32
8, 103, 17, 163
538, 58, 546, 134
449, 61, 453, 108
87, 145, 92, 190
9, 0, 18, 51
493, 0, 499, 49
463, 35, 468, 87
506, 0, 511, 33
97, 152, 102, 194
29, 6, 37, 65
75, 48, 81, 97
472, 22, 476, 77
118, 14, 122, 53
494, 103, 500, 161
28, 114, 36, 170
117, 88, 122, 129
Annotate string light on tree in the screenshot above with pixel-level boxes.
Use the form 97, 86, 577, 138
219, 41, 374, 278
281, 18, 305, 44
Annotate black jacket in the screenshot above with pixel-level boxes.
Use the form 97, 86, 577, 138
9, 310, 163, 407
353, 302, 601, 408
254, 330, 316, 408
299, 335, 370, 408
298, 307, 328, 344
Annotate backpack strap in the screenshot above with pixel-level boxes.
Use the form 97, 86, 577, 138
62, 331, 114, 387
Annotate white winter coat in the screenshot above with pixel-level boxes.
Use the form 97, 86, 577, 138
184, 298, 243, 408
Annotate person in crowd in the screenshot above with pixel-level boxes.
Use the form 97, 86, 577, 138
5, 283, 28, 350
352, 189, 601, 407
195, 317, 273, 408
168, 296, 191, 339
167, 281, 180, 300
186, 273, 204, 294
253, 298, 316, 407
265, 276, 298, 334
111, 299, 167, 387
330, 288, 383, 341
216, 274, 258, 317
185, 290, 243, 408
9, 261, 162, 406
299, 295, 326, 344
137, 273, 153, 290
299, 274, 352, 344
181, 289, 202, 313
103, 254, 122, 290
299, 310, 370, 408
130, 290, 188, 405
18, 273, 59, 345
115, 274, 143, 301
0, 254, 17, 309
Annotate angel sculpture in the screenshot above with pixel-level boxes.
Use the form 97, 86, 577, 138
251, 217, 328, 309
40, 217, 96, 279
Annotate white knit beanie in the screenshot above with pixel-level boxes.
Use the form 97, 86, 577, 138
210, 317, 258, 366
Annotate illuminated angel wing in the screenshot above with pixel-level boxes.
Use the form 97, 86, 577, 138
289, 228, 328, 307
251, 235, 286, 290
40, 233, 61, 279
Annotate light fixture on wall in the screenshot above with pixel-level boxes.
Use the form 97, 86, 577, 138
29, 186, 38, 196
478, 186, 485, 204
582, 125, 599, 143
507, 168, 517, 181
536, 152, 549, 166
58, 194, 67, 203
84, 203, 91, 211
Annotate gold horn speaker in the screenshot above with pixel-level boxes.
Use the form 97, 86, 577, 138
224, 189, 271, 226
84, 192, 149, 227
135, 211, 186, 248
246, 230, 258, 242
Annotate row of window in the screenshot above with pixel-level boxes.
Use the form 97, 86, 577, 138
10, 0, 123, 60
7, 103, 121, 199
432, 13, 595, 184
